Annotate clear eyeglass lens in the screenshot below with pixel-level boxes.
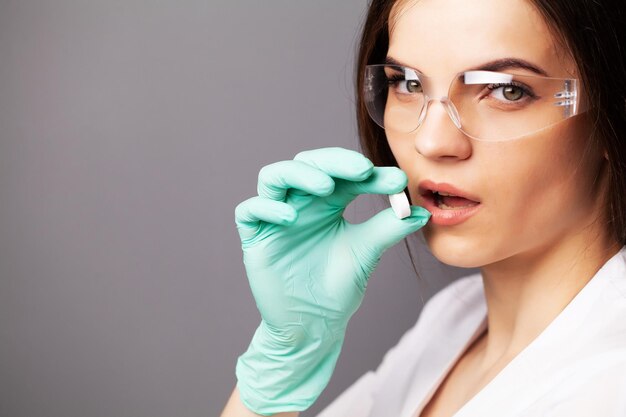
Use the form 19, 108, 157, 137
364, 65, 423, 133
363, 65, 579, 141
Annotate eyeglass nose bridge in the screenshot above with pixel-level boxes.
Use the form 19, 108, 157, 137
417, 96, 462, 130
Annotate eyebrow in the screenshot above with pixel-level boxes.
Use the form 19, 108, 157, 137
384, 56, 549, 76
384, 57, 422, 72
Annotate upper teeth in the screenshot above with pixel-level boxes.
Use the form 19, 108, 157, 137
436, 191, 455, 197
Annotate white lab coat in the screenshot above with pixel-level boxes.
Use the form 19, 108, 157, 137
316, 247, 626, 417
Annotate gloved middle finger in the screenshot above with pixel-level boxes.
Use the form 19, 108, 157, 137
257, 160, 335, 201
293, 147, 375, 182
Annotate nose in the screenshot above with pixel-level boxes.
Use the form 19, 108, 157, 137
413, 97, 472, 161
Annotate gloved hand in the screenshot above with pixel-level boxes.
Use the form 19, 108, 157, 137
234, 147, 430, 415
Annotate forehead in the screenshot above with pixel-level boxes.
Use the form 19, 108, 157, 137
388, 0, 575, 78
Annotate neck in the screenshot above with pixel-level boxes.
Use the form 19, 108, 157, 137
476, 227, 620, 371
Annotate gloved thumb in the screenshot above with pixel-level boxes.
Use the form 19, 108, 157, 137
350, 206, 431, 258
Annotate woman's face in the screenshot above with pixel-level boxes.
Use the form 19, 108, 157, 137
386, 0, 608, 267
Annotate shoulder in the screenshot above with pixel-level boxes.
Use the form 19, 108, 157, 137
425, 272, 484, 309
531, 355, 626, 417
603, 246, 626, 298
417, 272, 485, 327
381, 272, 485, 359
582, 246, 626, 344
315, 274, 486, 416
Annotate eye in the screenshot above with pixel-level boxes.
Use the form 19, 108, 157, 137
401, 80, 422, 94
502, 85, 523, 101
388, 75, 423, 94
487, 83, 531, 102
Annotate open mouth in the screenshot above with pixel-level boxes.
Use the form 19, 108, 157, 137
417, 181, 481, 225
427, 190, 480, 210
418, 182, 481, 210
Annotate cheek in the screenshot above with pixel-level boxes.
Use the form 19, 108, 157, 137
493, 150, 564, 239
483, 118, 601, 249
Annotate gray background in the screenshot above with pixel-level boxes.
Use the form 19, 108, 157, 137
0, 1, 472, 416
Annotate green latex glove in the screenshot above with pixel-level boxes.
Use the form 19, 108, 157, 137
234, 147, 431, 415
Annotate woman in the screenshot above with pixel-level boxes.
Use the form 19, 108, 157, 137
221, 0, 626, 416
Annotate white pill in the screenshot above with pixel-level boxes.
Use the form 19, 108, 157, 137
389, 191, 411, 219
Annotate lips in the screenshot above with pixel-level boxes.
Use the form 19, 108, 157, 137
417, 180, 481, 226
418, 181, 481, 205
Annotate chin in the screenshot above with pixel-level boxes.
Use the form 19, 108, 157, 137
423, 228, 495, 268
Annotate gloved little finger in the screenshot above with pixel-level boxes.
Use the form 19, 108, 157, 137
235, 196, 298, 241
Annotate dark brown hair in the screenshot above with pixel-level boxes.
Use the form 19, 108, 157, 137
355, 0, 626, 246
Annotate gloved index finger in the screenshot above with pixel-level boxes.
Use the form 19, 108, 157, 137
328, 166, 408, 208
293, 147, 374, 182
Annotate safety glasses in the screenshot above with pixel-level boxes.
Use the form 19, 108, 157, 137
363, 64, 582, 141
